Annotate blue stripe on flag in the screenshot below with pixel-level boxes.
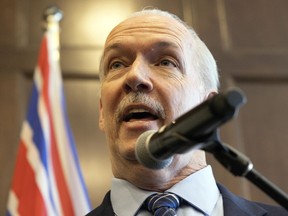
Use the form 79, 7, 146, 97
26, 83, 48, 170
26, 82, 58, 214
60, 87, 92, 208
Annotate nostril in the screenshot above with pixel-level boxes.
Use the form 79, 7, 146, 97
138, 83, 151, 91
123, 83, 133, 92
123, 78, 153, 93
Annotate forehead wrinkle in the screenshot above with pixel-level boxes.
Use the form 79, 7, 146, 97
108, 14, 189, 36
105, 15, 190, 47
107, 27, 187, 48
105, 40, 181, 55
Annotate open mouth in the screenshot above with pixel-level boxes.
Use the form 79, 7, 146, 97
123, 108, 159, 122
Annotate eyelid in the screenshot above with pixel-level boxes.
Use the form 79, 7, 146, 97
157, 57, 179, 68
108, 58, 127, 70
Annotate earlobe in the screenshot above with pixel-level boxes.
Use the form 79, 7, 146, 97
99, 98, 105, 132
206, 91, 218, 100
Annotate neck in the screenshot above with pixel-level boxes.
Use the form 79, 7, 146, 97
114, 151, 207, 191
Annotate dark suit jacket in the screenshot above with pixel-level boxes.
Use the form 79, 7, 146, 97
86, 184, 288, 215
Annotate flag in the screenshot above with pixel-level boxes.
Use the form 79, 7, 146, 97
6, 17, 91, 216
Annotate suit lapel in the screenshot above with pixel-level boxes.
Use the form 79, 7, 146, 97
86, 191, 114, 216
218, 184, 267, 216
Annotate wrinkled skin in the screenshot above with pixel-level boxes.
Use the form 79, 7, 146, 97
99, 14, 214, 191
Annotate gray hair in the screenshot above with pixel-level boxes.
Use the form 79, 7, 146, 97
99, 9, 219, 94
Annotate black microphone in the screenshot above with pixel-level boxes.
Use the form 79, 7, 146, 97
135, 89, 246, 169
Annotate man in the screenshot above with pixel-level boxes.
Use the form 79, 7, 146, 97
87, 9, 287, 215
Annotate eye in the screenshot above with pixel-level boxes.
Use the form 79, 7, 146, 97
109, 61, 125, 70
157, 59, 177, 68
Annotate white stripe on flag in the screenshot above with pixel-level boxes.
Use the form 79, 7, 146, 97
22, 121, 57, 216
7, 191, 20, 216
47, 29, 90, 215
36, 65, 63, 216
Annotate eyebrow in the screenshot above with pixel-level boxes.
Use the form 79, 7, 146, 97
104, 40, 179, 53
156, 41, 178, 48
104, 43, 122, 54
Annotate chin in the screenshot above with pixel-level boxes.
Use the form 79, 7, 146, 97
119, 146, 137, 161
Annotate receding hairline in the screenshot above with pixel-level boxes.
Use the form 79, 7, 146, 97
106, 9, 195, 45
128, 9, 184, 23
127, 9, 197, 35
99, 9, 219, 92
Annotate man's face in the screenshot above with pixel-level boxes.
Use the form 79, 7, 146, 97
99, 14, 205, 179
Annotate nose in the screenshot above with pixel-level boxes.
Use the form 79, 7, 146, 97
123, 57, 153, 93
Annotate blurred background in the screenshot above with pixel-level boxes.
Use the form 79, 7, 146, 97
1, 0, 288, 214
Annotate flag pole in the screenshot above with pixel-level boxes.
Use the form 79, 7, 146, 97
6, 5, 91, 216
43, 6, 63, 62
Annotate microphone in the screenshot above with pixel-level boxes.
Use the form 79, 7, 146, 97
135, 89, 246, 169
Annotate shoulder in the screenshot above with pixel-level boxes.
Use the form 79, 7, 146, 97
218, 184, 288, 215
85, 191, 114, 216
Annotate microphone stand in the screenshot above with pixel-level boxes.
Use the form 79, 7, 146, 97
204, 131, 288, 211
139, 88, 288, 209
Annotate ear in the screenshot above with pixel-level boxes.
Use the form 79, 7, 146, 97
205, 91, 218, 100
98, 98, 105, 132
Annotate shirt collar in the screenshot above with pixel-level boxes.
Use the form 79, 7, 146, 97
167, 165, 220, 215
111, 165, 219, 216
111, 178, 154, 216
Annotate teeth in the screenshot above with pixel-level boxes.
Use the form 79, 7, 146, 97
128, 108, 149, 114
122, 107, 158, 122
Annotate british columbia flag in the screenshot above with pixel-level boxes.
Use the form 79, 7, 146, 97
6, 20, 91, 216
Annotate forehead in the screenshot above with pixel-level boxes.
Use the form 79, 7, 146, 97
104, 14, 191, 51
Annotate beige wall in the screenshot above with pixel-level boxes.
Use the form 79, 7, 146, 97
1, 0, 288, 214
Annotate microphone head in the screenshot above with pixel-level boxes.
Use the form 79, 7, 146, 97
135, 130, 172, 170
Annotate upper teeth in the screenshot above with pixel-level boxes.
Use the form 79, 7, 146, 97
128, 108, 149, 114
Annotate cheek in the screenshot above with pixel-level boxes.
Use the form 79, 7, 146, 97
101, 81, 122, 110
101, 99, 115, 126
99, 89, 118, 128
165, 83, 202, 119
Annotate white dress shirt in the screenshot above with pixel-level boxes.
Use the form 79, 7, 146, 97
111, 166, 223, 216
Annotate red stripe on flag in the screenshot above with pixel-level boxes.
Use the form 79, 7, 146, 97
12, 140, 47, 216
38, 35, 74, 216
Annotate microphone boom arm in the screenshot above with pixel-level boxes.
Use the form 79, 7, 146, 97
136, 88, 288, 210
205, 135, 288, 211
